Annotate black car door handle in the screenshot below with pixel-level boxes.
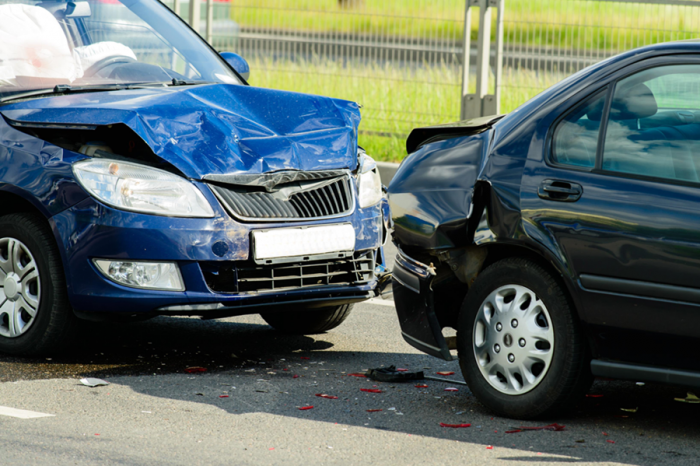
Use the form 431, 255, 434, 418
538, 180, 583, 202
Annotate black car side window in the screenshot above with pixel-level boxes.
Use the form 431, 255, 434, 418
602, 65, 700, 183
551, 90, 607, 168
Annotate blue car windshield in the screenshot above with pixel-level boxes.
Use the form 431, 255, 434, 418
0, 0, 241, 98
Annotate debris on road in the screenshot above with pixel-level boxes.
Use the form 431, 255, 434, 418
586, 394, 604, 398
414, 384, 428, 388
486, 445, 493, 450
439, 423, 471, 428
444, 387, 458, 392
423, 375, 468, 386
436, 371, 454, 376
79, 378, 109, 387
607, 440, 616, 444
674, 392, 700, 404
360, 388, 383, 393
366, 409, 382, 412
620, 407, 638, 413
219, 395, 229, 398
507, 423, 566, 433
184, 367, 207, 373
315, 394, 338, 399
298, 406, 314, 410
348, 373, 367, 378
367, 365, 424, 382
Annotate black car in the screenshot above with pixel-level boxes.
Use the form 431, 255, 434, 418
388, 41, 700, 419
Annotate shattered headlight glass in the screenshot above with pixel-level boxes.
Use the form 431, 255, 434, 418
73, 159, 214, 217
357, 153, 382, 208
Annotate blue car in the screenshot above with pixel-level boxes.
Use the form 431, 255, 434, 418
0, 0, 390, 355
389, 41, 700, 419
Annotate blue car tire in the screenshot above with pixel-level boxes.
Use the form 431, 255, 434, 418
261, 304, 354, 334
0, 214, 77, 355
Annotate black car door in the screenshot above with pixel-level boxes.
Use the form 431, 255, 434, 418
521, 61, 700, 371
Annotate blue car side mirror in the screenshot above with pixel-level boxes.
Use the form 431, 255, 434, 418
220, 52, 250, 81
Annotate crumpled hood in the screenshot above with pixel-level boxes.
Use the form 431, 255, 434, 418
0, 84, 361, 180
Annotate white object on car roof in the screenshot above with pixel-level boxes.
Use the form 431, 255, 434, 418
0, 4, 82, 83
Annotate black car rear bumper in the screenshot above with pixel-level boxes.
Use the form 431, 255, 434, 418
393, 247, 456, 361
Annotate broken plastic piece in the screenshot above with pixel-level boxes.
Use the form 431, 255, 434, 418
436, 371, 455, 376
505, 429, 522, 434
517, 423, 565, 431
367, 365, 423, 382
293, 375, 300, 379
444, 387, 458, 392
396, 368, 409, 372
586, 394, 604, 398
414, 384, 429, 388
602, 432, 609, 436
219, 395, 229, 398
674, 392, 700, 403
486, 445, 493, 450
366, 409, 383, 412
348, 373, 368, 378
607, 440, 615, 444
439, 423, 471, 428
184, 366, 207, 373
620, 407, 638, 413
315, 394, 338, 399
298, 406, 314, 410
360, 388, 383, 393
80, 378, 109, 387
300, 357, 310, 360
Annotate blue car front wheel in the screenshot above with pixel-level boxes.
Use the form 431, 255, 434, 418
0, 214, 77, 356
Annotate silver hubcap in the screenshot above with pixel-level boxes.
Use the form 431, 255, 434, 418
0, 238, 40, 338
472, 284, 554, 395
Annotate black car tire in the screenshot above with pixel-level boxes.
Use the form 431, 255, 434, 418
261, 304, 353, 334
457, 257, 591, 419
0, 213, 77, 355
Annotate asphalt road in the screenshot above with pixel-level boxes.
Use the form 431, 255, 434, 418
1, 245, 699, 465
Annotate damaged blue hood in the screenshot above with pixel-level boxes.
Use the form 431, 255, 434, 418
0, 84, 361, 180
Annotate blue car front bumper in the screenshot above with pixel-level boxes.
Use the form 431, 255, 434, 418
50, 185, 386, 319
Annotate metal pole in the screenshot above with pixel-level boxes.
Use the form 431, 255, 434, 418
475, 0, 492, 117
206, 0, 213, 44
460, 0, 475, 120
173, 0, 180, 16
494, 0, 505, 115
189, 0, 201, 34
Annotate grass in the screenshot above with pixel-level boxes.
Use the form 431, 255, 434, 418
249, 57, 567, 161
229, 0, 700, 51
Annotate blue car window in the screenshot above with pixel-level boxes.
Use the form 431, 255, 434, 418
602, 65, 700, 183
552, 90, 607, 168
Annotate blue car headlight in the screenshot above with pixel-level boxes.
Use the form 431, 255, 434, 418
357, 153, 382, 208
73, 159, 214, 217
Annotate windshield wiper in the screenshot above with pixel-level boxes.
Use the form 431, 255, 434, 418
0, 82, 175, 104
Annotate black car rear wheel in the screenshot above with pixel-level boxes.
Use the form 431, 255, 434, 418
457, 257, 591, 419
0, 213, 77, 355
261, 304, 353, 334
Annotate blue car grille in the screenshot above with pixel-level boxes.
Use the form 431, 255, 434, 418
209, 176, 353, 221
201, 251, 375, 294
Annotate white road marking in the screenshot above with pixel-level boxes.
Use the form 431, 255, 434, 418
0, 406, 54, 419
366, 298, 395, 307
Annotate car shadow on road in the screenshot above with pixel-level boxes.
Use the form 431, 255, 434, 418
1, 315, 699, 465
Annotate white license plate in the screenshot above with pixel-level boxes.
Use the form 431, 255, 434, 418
253, 224, 356, 261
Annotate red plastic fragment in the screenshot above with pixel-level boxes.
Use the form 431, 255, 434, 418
444, 387, 458, 392
436, 371, 455, 376
414, 384, 429, 388
602, 432, 609, 436
184, 366, 207, 373
366, 409, 383, 412
506, 429, 522, 434
283, 368, 288, 371
439, 423, 471, 428
348, 373, 368, 378
586, 394, 604, 398
300, 357, 310, 360
360, 388, 383, 393
298, 406, 314, 410
315, 394, 339, 399
486, 445, 493, 450
396, 368, 409, 372
219, 395, 229, 398
517, 423, 566, 431
293, 375, 299, 379
607, 440, 615, 444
